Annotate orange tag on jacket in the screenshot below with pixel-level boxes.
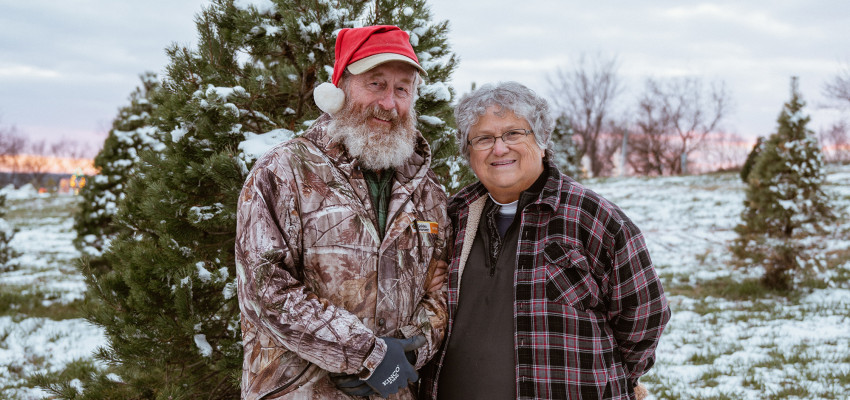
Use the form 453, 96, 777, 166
415, 221, 439, 234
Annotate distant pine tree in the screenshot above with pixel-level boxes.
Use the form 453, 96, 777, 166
549, 115, 583, 179
0, 192, 16, 269
740, 136, 764, 183
72, 72, 163, 269
732, 77, 833, 289
40, 0, 462, 398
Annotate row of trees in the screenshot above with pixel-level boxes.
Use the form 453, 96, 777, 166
549, 55, 850, 178
0, 124, 95, 188
548, 55, 732, 177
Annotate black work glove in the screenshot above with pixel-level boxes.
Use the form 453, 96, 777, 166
364, 335, 426, 397
330, 341, 421, 397
330, 335, 426, 398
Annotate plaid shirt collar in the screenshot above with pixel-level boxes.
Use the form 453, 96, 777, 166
449, 158, 564, 215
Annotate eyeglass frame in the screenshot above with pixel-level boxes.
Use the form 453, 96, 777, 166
466, 129, 534, 151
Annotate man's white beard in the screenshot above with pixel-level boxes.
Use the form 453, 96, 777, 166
328, 101, 418, 170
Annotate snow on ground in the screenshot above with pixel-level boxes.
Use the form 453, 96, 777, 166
0, 164, 849, 399
587, 163, 850, 399
0, 192, 105, 399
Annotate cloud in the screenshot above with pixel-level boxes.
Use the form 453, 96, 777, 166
660, 4, 796, 36
0, 64, 62, 79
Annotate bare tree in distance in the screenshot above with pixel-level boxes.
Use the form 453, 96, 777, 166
702, 131, 750, 173
628, 77, 730, 175
823, 62, 850, 164
824, 62, 850, 108
0, 123, 27, 182
50, 138, 93, 160
19, 139, 52, 187
820, 121, 849, 164
548, 54, 624, 177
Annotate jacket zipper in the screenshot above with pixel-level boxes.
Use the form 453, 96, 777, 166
258, 364, 310, 399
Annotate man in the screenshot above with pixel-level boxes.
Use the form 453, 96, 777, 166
423, 82, 670, 399
236, 25, 449, 399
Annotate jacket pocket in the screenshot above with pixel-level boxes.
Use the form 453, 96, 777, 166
543, 241, 601, 311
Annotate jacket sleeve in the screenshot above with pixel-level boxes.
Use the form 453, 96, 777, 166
399, 223, 450, 369
605, 217, 671, 384
235, 163, 386, 376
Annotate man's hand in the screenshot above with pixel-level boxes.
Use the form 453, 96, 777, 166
427, 260, 447, 292
367, 336, 425, 397
330, 335, 426, 397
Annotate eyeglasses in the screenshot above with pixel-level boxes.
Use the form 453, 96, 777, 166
467, 129, 533, 151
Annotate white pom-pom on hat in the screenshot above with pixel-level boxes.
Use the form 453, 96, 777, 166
313, 82, 345, 115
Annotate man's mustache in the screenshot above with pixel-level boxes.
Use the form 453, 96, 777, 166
367, 105, 400, 124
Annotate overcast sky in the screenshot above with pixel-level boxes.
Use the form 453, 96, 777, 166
2, 0, 849, 156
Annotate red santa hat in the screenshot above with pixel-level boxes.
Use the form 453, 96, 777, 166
313, 25, 426, 115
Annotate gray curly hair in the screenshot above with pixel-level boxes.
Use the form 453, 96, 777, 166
454, 81, 555, 161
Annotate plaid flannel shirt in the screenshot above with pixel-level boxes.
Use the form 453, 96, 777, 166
423, 161, 670, 400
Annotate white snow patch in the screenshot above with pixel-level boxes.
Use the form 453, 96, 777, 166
239, 129, 294, 162
196, 262, 211, 283
194, 334, 213, 357
233, 0, 277, 15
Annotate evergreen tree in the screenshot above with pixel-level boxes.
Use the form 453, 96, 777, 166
549, 115, 583, 179
73, 72, 163, 269
740, 136, 764, 183
732, 77, 833, 289
42, 1, 463, 398
0, 192, 17, 269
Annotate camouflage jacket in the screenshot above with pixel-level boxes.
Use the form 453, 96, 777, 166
235, 114, 450, 399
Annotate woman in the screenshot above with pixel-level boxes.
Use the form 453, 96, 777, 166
423, 82, 670, 400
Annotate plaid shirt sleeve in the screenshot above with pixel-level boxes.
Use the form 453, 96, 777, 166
605, 212, 671, 384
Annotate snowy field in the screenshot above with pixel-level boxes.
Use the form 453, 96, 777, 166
1, 166, 849, 399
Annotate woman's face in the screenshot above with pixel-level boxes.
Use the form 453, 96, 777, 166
467, 106, 545, 203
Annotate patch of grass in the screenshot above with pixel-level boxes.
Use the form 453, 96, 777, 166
667, 275, 799, 302
773, 384, 810, 398
688, 352, 719, 365
741, 373, 765, 391
833, 369, 850, 386
699, 393, 739, 400
695, 250, 711, 265
4, 196, 80, 222
699, 367, 723, 387
0, 286, 84, 320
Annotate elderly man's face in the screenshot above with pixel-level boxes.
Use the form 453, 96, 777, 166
468, 106, 545, 203
328, 61, 419, 170
345, 61, 417, 129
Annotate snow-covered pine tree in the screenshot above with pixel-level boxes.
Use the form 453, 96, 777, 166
732, 77, 833, 289
0, 192, 16, 269
72, 72, 163, 269
549, 114, 583, 179
41, 0, 462, 398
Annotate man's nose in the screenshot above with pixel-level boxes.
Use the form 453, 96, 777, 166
376, 88, 396, 110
